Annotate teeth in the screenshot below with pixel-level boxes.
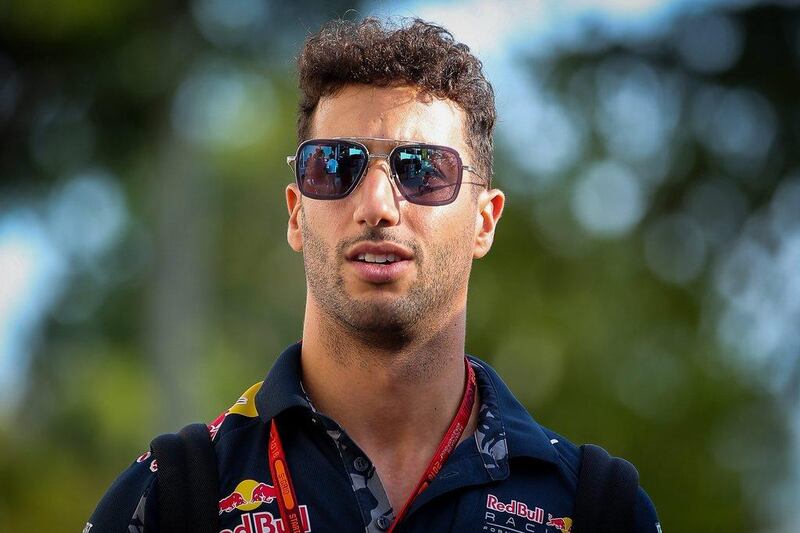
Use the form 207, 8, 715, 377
357, 252, 400, 264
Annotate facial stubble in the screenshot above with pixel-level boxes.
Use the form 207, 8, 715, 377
300, 208, 474, 352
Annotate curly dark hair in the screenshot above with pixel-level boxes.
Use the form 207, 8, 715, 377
296, 17, 496, 185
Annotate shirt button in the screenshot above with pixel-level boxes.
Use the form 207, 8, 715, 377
353, 456, 370, 472
376, 516, 392, 530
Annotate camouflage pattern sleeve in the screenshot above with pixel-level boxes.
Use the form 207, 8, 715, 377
84, 449, 159, 533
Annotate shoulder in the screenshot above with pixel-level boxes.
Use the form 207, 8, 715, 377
468, 355, 660, 531
86, 449, 158, 533
87, 381, 265, 533
539, 427, 581, 479
542, 429, 661, 532
208, 382, 264, 444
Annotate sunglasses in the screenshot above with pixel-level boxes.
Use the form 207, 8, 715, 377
286, 137, 486, 206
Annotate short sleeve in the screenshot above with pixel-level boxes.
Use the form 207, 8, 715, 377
84, 450, 159, 533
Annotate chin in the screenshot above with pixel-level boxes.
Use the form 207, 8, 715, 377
335, 298, 422, 346
348, 299, 419, 328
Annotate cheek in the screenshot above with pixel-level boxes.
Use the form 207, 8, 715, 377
299, 209, 331, 260
417, 208, 475, 252
301, 204, 345, 241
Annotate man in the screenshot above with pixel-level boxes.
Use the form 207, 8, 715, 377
88, 18, 660, 533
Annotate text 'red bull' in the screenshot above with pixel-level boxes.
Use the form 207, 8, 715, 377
220, 507, 311, 533
486, 494, 545, 523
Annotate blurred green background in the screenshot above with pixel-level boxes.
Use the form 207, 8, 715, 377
1, 0, 799, 531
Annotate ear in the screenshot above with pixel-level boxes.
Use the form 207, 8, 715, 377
473, 187, 505, 259
286, 183, 303, 252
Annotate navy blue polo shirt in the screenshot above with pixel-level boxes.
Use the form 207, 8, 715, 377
87, 343, 661, 532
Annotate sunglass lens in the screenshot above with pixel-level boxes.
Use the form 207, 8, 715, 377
391, 146, 460, 205
297, 141, 366, 198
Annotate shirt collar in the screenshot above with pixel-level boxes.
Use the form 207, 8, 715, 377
468, 355, 561, 475
255, 342, 311, 423
255, 343, 561, 471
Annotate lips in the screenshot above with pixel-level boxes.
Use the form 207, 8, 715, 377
346, 242, 414, 262
345, 241, 414, 283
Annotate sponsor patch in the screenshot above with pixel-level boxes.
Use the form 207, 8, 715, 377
484, 493, 572, 532
219, 479, 312, 532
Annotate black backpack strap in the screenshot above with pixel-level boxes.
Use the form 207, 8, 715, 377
572, 443, 639, 533
150, 422, 220, 533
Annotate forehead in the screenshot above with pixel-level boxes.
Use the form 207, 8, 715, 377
311, 85, 469, 153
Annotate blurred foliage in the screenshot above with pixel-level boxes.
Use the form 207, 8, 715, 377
0, 1, 798, 531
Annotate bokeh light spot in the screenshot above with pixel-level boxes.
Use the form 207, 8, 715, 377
502, 82, 586, 190
191, 0, 269, 48
595, 57, 681, 163
674, 13, 743, 74
571, 160, 645, 238
711, 178, 800, 391
171, 60, 274, 148
693, 86, 777, 178
47, 169, 128, 262
0, 211, 66, 410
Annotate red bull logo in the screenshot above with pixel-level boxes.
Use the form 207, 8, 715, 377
218, 479, 311, 532
219, 480, 281, 515
219, 492, 249, 514
484, 493, 575, 532
220, 508, 311, 533
486, 494, 545, 523
546, 514, 573, 533
251, 482, 279, 504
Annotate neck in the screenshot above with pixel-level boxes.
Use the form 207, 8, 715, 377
299, 296, 480, 511
300, 296, 470, 452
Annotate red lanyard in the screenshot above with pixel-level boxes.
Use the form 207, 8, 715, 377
267, 420, 305, 533
267, 358, 477, 533
387, 359, 476, 532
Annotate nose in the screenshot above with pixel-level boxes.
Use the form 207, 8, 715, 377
352, 160, 402, 227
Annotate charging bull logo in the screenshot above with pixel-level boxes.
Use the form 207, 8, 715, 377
218, 479, 312, 533
546, 514, 573, 533
219, 479, 280, 515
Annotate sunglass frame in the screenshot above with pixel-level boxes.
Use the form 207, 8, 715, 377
286, 137, 485, 206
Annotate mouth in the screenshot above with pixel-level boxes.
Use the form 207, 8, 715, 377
353, 252, 403, 265
345, 242, 415, 283
346, 242, 414, 263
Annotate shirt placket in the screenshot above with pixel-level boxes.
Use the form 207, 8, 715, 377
315, 415, 396, 533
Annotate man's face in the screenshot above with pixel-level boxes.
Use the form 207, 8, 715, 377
285, 85, 503, 344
